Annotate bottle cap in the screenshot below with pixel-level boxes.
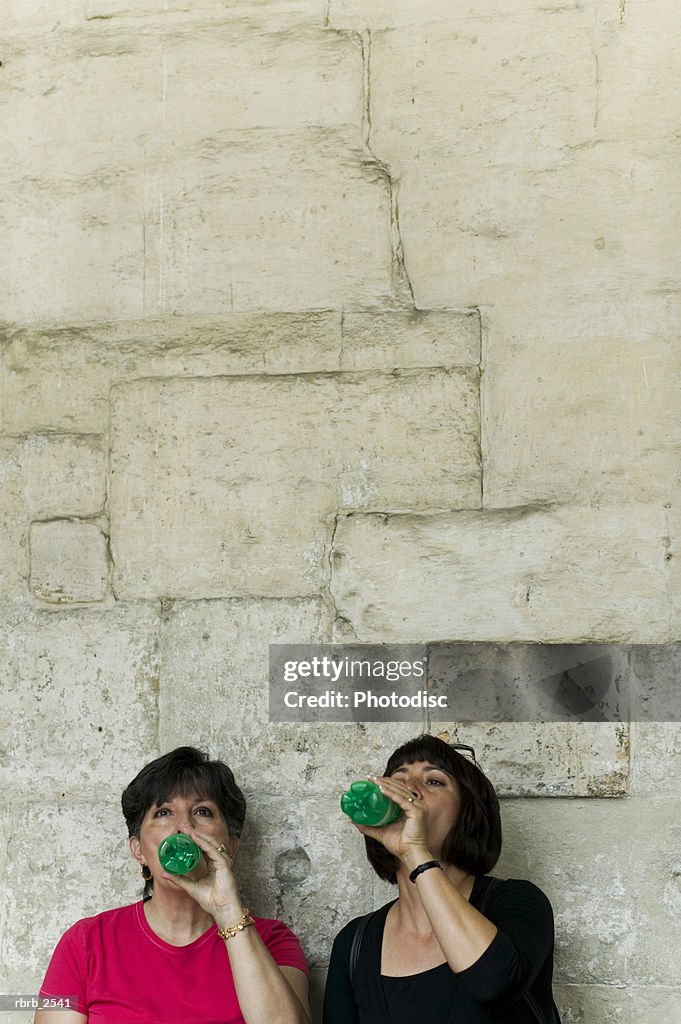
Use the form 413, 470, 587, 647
158, 833, 202, 875
340, 780, 403, 827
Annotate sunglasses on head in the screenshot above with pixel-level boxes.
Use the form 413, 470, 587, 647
449, 742, 477, 765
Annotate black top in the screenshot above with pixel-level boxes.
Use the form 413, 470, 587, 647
323, 876, 560, 1024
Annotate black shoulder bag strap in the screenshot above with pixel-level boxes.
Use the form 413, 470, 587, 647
348, 911, 374, 990
348, 910, 400, 1024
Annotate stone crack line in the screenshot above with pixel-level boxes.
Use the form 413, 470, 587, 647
326, 511, 344, 637
357, 28, 416, 307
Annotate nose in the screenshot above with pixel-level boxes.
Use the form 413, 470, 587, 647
400, 773, 422, 799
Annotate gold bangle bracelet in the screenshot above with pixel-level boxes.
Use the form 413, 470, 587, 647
217, 908, 254, 941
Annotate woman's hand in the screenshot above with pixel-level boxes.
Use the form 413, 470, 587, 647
353, 775, 433, 866
159, 826, 244, 926
163, 829, 311, 1024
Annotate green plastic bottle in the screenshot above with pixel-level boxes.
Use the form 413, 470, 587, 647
158, 833, 202, 875
340, 780, 403, 827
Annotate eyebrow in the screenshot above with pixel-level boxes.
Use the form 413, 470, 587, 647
391, 763, 446, 774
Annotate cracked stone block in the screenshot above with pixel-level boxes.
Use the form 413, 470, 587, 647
335, 2, 681, 405
554, 984, 681, 1024
1, 171, 147, 323
330, 6, 601, 310
631, 722, 681, 796
0, 30, 151, 320
596, 3, 681, 143
0, 436, 105, 600
427, 722, 628, 799
367, 12, 596, 163
340, 309, 480, 371
412, 148, 680, 318
0, 603, 160, 800
0, 436, 105, 518
484, 333, 681, 507
235, 795, 373, 968
29, 519, 109, 604
151, 129, 392, 313
498, 796, 681, 988
2, 21, 365, 322
160, 26, 362, 138
110, 366, 480, 598
387, 146, 625, 315
2, 31, 160, 183
331, 505, 669, 642
3, 326, 117, 436
0, 29, 156, 323
0, 802, 143, 992
0, 28, 365, 322
2, 314, 342, 434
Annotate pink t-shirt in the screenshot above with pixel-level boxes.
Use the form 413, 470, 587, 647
39, 901, 308, 1024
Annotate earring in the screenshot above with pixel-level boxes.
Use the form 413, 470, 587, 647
140, 864, 152, 880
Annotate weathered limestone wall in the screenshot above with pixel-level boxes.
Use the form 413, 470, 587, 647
1, 2, 680, 1021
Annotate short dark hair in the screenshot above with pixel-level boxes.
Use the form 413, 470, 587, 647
365, 734, 502, 883
121, 746, 247, 899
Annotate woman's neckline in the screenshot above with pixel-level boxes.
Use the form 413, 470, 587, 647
382, 960, 450, 980
379, 875, 486, 978
136, 900, 217, 951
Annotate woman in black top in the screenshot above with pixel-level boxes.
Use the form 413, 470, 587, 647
323, 735, 561, 1024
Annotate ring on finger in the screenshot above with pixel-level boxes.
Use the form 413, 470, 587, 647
216, 843, 226, 854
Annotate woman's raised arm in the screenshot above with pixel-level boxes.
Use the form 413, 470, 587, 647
164, 823, 311, 1024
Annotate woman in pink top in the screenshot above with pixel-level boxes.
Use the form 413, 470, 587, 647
35, 747, 310, 1024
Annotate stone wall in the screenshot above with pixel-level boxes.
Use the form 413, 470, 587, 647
1, 2, 680, 1021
